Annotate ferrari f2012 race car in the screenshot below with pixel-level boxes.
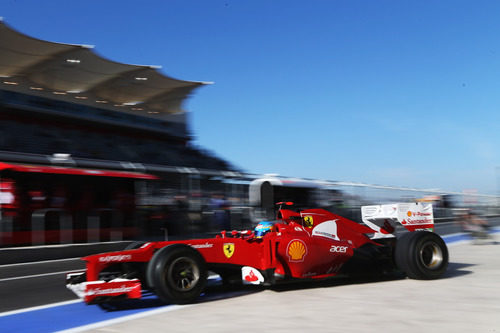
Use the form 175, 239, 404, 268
66, 202, 448, 304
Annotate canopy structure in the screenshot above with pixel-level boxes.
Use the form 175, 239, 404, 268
0, 19, 210, 120
0, 162, 158, 179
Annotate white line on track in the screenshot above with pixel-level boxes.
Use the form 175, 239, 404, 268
0, 257, 82, 268
0, 270, 84, 282
0, 299, 82, 317
0, 241, 127, 250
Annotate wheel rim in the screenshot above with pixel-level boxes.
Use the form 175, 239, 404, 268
419, 241, 444, 269
166, 256, 200, 292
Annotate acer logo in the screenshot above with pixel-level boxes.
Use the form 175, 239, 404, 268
330, 246, 348, 253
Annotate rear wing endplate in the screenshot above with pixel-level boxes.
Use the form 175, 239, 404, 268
361, 202, 434, 238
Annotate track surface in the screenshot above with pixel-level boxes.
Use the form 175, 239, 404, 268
0, 259, 84, 312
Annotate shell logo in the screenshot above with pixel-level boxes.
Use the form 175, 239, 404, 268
287, 239, 308, 262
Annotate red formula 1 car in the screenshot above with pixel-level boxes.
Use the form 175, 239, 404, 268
66, 202, 448, 304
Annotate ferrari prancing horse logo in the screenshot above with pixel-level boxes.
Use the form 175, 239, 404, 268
304, 216, 314, 227
223, 243, 235, 258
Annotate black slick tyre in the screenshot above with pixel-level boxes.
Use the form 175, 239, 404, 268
146, 244, 207, 304
395, 231, 448, 280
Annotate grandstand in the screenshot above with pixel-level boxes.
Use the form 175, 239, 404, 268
0, 19, 234, 172
0, 20, 244, 246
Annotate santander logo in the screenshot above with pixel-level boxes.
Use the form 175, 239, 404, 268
98, 254, 132, 263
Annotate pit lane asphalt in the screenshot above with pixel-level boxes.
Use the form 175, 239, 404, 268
69, 232, 500, 333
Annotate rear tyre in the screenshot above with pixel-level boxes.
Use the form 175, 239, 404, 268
146, 244, 207, 304
395, 231, 448, 280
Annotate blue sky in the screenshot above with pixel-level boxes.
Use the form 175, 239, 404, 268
2, 0, 500, 194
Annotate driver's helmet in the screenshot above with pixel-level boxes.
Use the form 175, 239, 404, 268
254, 221, 276, 238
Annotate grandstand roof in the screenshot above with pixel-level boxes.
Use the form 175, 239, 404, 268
0, 19, 210, 119
0, 161, 158, 179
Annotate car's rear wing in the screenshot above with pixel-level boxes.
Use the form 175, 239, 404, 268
361, 202, 434, 238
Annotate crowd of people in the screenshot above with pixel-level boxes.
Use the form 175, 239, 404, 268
457, 209, 495, 244
0, 117, 233, 171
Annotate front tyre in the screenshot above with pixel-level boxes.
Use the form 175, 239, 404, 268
395, 231, 448, 280
147, 244, 207, 304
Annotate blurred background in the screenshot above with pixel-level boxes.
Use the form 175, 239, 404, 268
1, 1, 500, 250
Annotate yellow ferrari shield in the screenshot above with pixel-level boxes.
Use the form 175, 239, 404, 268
223, 243, 235, 258
304, 216, 314, 228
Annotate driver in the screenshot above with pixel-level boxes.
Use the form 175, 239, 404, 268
254, 221, 277, 238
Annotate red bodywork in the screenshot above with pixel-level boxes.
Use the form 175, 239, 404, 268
69, 207, 380, 303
